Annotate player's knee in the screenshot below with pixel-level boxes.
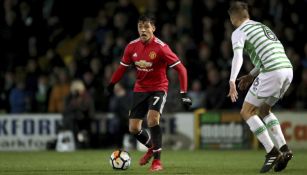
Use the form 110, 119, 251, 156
129, 127, 140, 135
147, 110, 160, 127
240, 109, 248, 120
147, 118, 159, 127
240, 108, 256, 120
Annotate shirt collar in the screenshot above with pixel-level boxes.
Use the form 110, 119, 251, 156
238, 19, 250, 28
141, 36, 155, 45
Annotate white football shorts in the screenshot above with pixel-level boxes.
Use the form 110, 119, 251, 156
245, 68, 293, 107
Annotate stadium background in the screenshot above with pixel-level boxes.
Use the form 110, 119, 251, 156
1, 0, 306, 114
0, 0, 307, 174
0, 0, 307, 147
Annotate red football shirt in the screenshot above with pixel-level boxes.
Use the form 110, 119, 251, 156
120, 36, 180, 92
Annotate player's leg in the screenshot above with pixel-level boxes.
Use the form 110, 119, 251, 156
243, 91, 281, 173
259, 68, 293, 172
258, 103, 293, 172
147, 110, 162, 159
259, 103, 288, 151
147, 109, 163, 171
129, 92, 152, 148
129, 119, 151, 148
147, 91, 167, 171
129, 118, 155, 166
241, 102, 276, 154
128, 92, 154, 165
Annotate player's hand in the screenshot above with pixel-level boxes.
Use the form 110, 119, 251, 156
180, 93, 192, 110
106, 83, 115, 95
237, 74, 254, 91
228, 81, 238, 102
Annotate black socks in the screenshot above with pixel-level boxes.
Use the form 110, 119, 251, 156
280, 144, 289, 152
149, 125, 162, 160
133, 129, 152, 148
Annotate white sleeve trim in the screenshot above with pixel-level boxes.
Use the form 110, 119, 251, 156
169, 60, 181, 68
120, 62, 130, 67
230, 49, 243, 81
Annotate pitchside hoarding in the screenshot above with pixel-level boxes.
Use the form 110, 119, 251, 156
196, 111, 307, 150
157, 113, 195, 150
1, 112, 306, 151
195, 110, 252, 149
275, 112, 307, 149
0, 113, 195, 151
0, 114, 62, 151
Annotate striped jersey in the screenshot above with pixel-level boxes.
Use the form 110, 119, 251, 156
231, 20, 292, 72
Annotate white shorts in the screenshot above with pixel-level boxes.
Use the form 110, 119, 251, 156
245, 68, 293, 107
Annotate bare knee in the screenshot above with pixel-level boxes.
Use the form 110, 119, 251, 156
129, 127, 140, 135
240, 109, 251, 120
147, 110, 160, 127
240, 102, 258, 121
147, 119, 159, 127
129, 119, 142, 134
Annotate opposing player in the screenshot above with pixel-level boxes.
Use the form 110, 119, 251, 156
227, 1, 293, 173
107, 15, 192, 172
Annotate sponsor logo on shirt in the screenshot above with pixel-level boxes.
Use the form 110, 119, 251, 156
135, 60, 153, 72
133, 53, 137, 57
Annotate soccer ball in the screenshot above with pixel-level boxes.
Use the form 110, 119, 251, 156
109, 150, 131, 170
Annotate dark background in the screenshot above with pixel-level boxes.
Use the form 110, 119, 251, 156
0, 0, 306, 114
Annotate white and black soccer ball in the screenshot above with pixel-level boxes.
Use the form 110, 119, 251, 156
109, 150, 131, 170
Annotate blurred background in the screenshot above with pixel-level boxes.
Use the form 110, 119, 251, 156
0, 0, 306, 151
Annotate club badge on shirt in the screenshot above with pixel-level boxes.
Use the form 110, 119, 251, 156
149, 51, 156, 60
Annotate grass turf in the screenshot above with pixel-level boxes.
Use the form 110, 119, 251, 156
0, 150, 306, 175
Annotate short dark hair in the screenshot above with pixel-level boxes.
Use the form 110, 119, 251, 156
228, 1, 249, 18
138, 15, 155, 26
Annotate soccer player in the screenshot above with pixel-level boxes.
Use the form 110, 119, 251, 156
227, 1, 293, 173
107, 15, 192, 172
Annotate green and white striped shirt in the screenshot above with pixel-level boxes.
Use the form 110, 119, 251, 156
231, 20, 292, 72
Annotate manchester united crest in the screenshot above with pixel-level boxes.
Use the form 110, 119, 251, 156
149, 51, 156, 59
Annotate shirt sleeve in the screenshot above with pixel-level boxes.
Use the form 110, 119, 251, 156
160, 44, 180, 67
230, 49, 243, 81
173, 63, 188, 92
229, 30, 246, 81
231, 30, 246, 51
120, 44, 132, 66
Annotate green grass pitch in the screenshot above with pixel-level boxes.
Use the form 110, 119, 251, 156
0, 150, 306, 175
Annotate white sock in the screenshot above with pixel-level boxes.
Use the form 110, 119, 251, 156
246, 115, 274, 153
263, 113, 286, 149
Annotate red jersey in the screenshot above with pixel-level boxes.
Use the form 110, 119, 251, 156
120, 36, 180, 92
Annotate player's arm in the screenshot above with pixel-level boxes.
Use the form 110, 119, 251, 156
161, 45, 192, 108
228, 31, 245, 102
229, 47, 244, 83
171, 62, 188, 93
107, 45, 132, 93
172, 62, 192, 108
107, 63, 128, 92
